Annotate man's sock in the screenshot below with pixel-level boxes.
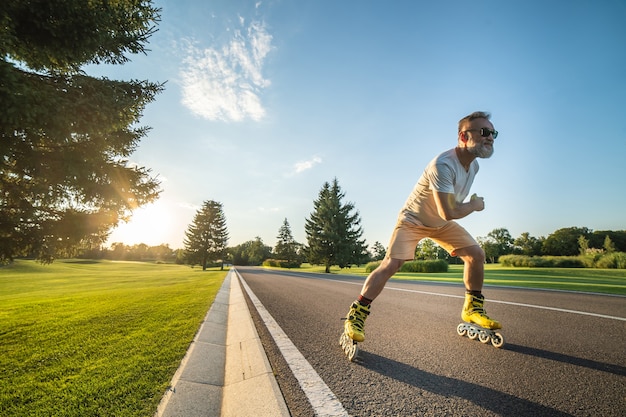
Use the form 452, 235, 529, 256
357, 295, 373, 306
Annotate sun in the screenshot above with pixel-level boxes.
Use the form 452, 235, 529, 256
108, 201, 174, 247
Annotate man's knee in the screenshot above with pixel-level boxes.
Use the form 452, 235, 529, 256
457, 245, 485, 264
379, 257, 404, 276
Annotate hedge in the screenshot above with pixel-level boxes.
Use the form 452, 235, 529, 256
365, 259, 448, 273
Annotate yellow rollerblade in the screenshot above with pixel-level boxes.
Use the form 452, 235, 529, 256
339, 302, 370, 361
457, 293, 505, 348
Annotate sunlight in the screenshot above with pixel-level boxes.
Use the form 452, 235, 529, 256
108, 201, 173, 246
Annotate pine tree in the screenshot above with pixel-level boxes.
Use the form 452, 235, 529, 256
305, 178, 368, 273
184, 201, 229, 270
1, 0, 163, 263
274, 218, 300, 266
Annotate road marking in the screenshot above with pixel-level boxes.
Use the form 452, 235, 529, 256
235, 270, 350, 417
314, 277, 626, 322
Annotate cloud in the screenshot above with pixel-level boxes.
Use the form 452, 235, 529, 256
292, 156, 323, 174
180, 21, 272, 122
178, 202, 200, 211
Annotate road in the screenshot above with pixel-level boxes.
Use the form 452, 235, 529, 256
235, 266, 626, 417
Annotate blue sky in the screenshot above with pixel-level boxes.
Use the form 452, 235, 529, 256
99, 0, 626, 250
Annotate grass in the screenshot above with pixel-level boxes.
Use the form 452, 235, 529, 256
0, 259, 227, 417
287, 263, 626, 295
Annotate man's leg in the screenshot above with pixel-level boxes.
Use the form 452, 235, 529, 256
455, 245, 501, 329
360, 257, 405, 301
344, 257, 405, 342
454, 245, 485, 292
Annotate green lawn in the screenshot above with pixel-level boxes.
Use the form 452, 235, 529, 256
0, 260, 227, 417
292, 263, 626, 295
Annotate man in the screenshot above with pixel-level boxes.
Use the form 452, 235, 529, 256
344, 111, 501, 343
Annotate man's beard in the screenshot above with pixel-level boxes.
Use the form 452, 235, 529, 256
468, 142, 494, 159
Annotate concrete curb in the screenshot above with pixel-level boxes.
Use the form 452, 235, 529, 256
154, 269, 289, 417
221, 269, 290, 417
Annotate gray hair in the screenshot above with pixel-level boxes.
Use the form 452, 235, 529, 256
458, 111, 491, 132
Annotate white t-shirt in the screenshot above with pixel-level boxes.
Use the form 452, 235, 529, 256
399, 148, 478, 227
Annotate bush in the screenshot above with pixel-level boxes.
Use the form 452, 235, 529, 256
499, 253, 626, 269
365, 261, 381, 273
551, 257, 585, 268
400, 259, 448, 273
499, 255, 554, 267
365, 260, 448, 273
262, 259, 301, 268
595, 252, 626, 269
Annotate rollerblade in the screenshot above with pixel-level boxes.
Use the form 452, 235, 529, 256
457, 293, 505, 348
339, 301, 370, 361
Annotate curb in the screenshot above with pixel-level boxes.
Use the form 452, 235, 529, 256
155, 269, 289, 416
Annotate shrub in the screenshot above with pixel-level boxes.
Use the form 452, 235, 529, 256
400, 259, 448, 273
499, 253, 626, 269
365, 260, 448, 273
551, 257, 585, 268
365, 261, 381, 273
262, 259, 301, 268
595, 252, 626, 269
499, 255, 554, 267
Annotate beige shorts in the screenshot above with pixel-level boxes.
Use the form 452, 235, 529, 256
386, 217, 478, 260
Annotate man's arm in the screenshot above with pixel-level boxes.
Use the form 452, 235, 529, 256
432, 190, 484, 221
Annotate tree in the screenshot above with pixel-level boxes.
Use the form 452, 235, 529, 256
478, 228, 514, 263
274, 218, 300, 264
578, 235, 590, 255
603, 235, 616, 253
1, 1, 163, 263
229, 237, 272, 266
371, 241, 386, 261
514, 232, 544, 256
590, 230, 626, 252
184, 201, 229, 270
305, 178, 368, 273
543, 227, 591, 256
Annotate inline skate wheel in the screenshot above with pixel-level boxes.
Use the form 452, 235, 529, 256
467, 327, 479, 340
456, 323, 467, 336
491, 332, 505, 348
478, 331, 490, 344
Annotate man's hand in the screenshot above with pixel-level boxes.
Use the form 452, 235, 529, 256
470, 193, 485, 212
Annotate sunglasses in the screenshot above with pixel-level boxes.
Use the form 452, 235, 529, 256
465, 128, 498, 139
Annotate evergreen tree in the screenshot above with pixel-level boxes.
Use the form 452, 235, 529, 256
274, 218, 299, 264
371, 241, 386, 261
1, 0, 163, 263
184, 201, 229, 270
305, 178, 368, 273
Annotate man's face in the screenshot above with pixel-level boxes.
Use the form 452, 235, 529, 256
465, 119, 496, 159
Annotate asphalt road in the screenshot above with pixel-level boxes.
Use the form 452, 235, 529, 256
236, 266, 626, 417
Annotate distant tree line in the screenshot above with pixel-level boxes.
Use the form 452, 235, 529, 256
10, 175, 626, 271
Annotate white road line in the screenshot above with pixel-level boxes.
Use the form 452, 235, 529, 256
317, 277, 626, 322
235, 270, 350, 417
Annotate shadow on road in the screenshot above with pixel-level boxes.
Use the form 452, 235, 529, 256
505, 343, 626, 377
358, 351, 572, 417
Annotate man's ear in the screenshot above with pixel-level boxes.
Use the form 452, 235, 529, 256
459, 131, 469, 143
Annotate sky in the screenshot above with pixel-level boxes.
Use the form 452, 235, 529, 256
96, 0, 626, 251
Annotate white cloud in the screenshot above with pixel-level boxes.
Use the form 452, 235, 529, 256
180, 20, 272, 122
178, 202, 200, 211
292, 156, 323, 174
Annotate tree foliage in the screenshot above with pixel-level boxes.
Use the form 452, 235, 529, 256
514, 232, 544, 256
370, 241, 386, 261
543, 227, 592, 256
229, 237, 272, 266
304, 178, 368, 273
274, 218, 301, 264
184, 201, 229, 270
1, 0, 164, 263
